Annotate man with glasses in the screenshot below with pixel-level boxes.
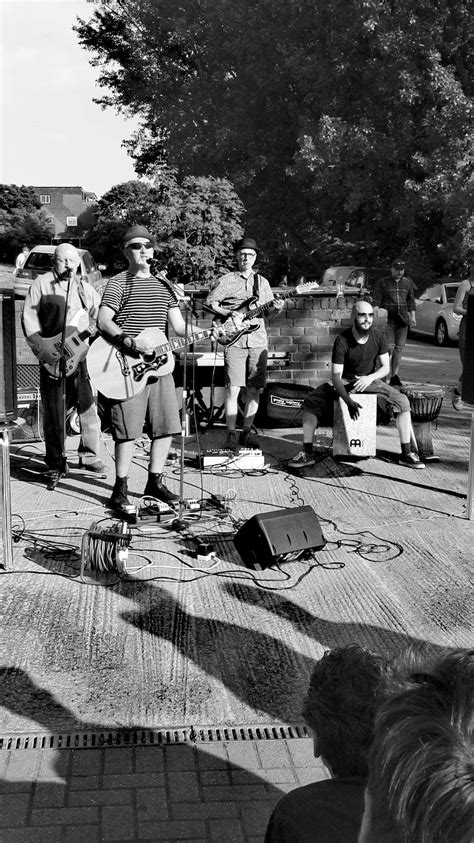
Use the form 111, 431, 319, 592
370, 258, 417, 387
98, 225, 192, 514
206, 237, 283, 451
288, 301, 425, 469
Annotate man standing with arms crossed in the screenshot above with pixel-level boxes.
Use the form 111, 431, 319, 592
206, 237, 283, 451
371, 258, 417, 387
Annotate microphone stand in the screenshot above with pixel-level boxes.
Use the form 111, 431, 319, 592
48, 267, 73, 490
147, 259, 193, 527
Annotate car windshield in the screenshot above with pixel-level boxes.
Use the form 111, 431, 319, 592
24, 253, 53, 270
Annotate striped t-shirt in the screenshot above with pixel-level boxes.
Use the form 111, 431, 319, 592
101, 271, 179, 336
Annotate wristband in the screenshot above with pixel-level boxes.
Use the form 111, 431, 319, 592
111, 333, 136, 352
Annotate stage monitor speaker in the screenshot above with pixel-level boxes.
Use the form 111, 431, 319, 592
462, 288, 474, 406
0, 288, 17, 422
234, 505, 326, 570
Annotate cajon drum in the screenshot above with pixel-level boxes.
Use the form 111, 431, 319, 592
333, 394, 377, 457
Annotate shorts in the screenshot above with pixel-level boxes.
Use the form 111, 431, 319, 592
303, 379, 410, 425
384, 321, 409, 350
110, 373, 181, 441
225, 346, 268, 389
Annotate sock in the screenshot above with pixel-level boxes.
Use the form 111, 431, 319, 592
303, 442, 314, 455
401, 443, 411, 456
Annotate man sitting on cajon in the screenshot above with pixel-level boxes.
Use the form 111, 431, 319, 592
288, 301, 425, 470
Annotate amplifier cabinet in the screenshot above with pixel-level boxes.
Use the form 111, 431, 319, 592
0, 289, 17, 422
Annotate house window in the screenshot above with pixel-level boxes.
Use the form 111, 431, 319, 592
66, 216, 77, 227
39, 194, 51, 204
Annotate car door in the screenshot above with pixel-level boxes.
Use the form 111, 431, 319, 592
416, 285, 442, 335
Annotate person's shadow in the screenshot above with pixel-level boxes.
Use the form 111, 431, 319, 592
120, 583, 448, 724
0, 667, 287, 839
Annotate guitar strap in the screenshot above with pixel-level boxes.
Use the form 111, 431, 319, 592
252, 273, 260, 300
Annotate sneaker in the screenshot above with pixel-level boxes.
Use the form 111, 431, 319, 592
79, 459, 105, 473
109, 477, 131, 510
143, 473, 179, 503
452, 389, 462, 411
399, 452, 425, 469
239, 428, 260, 449
224, 431, 238, 451
287, 451, 316, 469
390, 375, 403, 387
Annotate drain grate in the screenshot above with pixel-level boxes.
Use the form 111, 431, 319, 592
1, 723, 309, 751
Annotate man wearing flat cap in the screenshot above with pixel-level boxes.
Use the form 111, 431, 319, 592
371, 258, 417, 387
206, 237, 283, 451
97, 224, 195, 514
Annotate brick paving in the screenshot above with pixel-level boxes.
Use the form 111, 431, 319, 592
1, 737, 326, 841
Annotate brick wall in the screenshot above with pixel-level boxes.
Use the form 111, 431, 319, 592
14, 292, 387, 386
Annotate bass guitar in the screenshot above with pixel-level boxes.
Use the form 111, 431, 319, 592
216, 281, 319, 347
39, 310, 95, 379
87, 326, 215, 401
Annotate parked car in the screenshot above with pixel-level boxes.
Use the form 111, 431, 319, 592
320, 265, 390, 292
14, 245, 104, 298
413, 281, 462, 345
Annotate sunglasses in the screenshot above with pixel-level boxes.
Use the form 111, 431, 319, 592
127, 241, 153, 250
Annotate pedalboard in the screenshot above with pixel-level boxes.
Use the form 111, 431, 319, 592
199, 448, 265, 470
134, 497, 177, 524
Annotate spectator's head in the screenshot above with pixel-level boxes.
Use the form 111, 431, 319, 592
21, 244, 29, 253
359, 648, 474, 843
53, 243, 79, 279
302, 644, 391, 778
235, 236, 258, 273
391, 258, 405, 279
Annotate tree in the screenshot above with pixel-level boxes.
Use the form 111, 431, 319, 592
75, 0, 473, 278
83, 169, 245, 284
0, 184, 54, 262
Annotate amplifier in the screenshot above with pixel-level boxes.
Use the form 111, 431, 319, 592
10, 387, 43, 442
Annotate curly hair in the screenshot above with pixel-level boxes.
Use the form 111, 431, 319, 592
366, 648, 474, 843
302, 644, 391, 777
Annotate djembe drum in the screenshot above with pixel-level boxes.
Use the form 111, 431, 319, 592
400, 383, 445, 462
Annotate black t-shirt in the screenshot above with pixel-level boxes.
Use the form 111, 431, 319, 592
265, 777, 366, 843
332, 328, 388, 383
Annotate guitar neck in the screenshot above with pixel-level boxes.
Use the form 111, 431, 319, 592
157, 328, 214, 356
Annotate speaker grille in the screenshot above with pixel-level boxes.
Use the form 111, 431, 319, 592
0, 288, 17, 421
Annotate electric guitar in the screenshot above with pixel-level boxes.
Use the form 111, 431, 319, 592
39, 310, 95, 379
87, 327, 215, 400
216, 281, 319, 347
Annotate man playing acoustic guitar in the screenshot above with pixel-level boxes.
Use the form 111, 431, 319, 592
97, 225, 198, 515
22, 242, 104, 483
206, 237, 283, 451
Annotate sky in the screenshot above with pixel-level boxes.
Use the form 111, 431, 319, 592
0, 0, 141, 198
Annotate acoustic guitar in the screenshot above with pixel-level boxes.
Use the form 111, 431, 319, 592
87, 326, 215, 400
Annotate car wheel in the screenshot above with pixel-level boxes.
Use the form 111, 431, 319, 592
435, 319, 448, 346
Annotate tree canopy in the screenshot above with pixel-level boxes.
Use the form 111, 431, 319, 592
83, 169, 245, 284
76, 0, 473, 279
0, 184, 54, 262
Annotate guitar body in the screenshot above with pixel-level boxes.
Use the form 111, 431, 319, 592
87, 326, 214, 401
42, 325, 91, 378
40, 310, 94, 379
87, 328, 173, 400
